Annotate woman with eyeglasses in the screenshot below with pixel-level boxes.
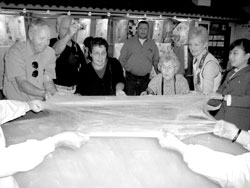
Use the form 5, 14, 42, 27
208, 38, 250, 130
76, 37, 126, 96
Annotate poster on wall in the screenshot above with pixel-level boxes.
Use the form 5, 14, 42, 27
127, 19, 139, 39
172, 21, 190, 46
0, 15, 26, 47
95, 19, 108, 40
162, 19, 176, 43
152, 20, 164, 43
156, 43, 173, 59
235, 23, 250, 40
114, 19, 128, 43
113, 43, 124, 59
76, 18, 91, 45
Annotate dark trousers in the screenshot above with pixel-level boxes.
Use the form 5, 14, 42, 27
125, 71, 150, 96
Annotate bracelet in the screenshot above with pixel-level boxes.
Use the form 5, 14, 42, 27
232, 129, 242, 143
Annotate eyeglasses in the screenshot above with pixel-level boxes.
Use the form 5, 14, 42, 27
92, 52, 107, 57
32, 61, 38, 77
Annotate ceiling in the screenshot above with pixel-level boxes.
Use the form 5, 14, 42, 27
0, 0, 250, 21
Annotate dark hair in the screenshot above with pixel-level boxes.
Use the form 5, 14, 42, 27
137, 20, 149, 28
89, 37, 109, 54
83, 36, 94, 48
229, 38, 250, 64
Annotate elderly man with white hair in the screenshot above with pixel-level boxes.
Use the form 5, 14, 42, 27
50, 15, 86, 94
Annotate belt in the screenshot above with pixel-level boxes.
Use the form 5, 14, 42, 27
126, 71, 149, 79
55, 84, 76, 91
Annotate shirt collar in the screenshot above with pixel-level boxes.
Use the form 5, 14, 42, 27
234, 64, 249, 73
137, 37, 147, 44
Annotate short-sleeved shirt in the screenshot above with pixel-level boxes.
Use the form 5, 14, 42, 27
148, 74, 190, 95
3, 41, 56, 101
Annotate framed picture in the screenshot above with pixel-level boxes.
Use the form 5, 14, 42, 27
198, 21, 210, 34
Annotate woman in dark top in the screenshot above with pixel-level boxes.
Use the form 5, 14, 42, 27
76, 37, 126, 96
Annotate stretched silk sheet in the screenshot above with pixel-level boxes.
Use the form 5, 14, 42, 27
47, 94, 215, 140
4, 94, 215, 144
3, 94, 243, 188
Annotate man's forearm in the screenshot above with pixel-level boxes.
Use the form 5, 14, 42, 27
52, 35, 71, 55
16, 79, 46, 99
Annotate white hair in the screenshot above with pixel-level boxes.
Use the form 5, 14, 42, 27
28, 18, 50, 39
56, 15, 72, 28
158, 52, 180, 73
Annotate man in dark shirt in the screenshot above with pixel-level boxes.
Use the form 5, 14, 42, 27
50, 15, 86, 94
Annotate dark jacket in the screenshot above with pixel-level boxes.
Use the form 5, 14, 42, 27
208, 65, 250, 130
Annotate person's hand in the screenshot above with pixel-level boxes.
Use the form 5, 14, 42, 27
208, 92, 223, 100
27, 100, 44, 113
158, 130, 186, 154
116, 90, 126, 96
67, 22, 78, 38
213, 120, 238, 140
52, 131, 89, 149
140, 91, 147, 96
140, 91, 154, 96
43, 91, 52, 101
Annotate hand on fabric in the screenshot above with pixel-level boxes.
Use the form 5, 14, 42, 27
140, 90, 154, 96
208, 92, 223, 100
213, 120, 238, 140
52, 131, 89, 149
140, 91, 147, 96
27, 100, 44, 113
158, 131, 187, 154
116, 90, 126, 96
44, 91, 52, 101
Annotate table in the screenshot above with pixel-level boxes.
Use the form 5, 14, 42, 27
2, 94, 247, 188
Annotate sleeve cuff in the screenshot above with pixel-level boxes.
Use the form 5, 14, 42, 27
24, 103, 30, 112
